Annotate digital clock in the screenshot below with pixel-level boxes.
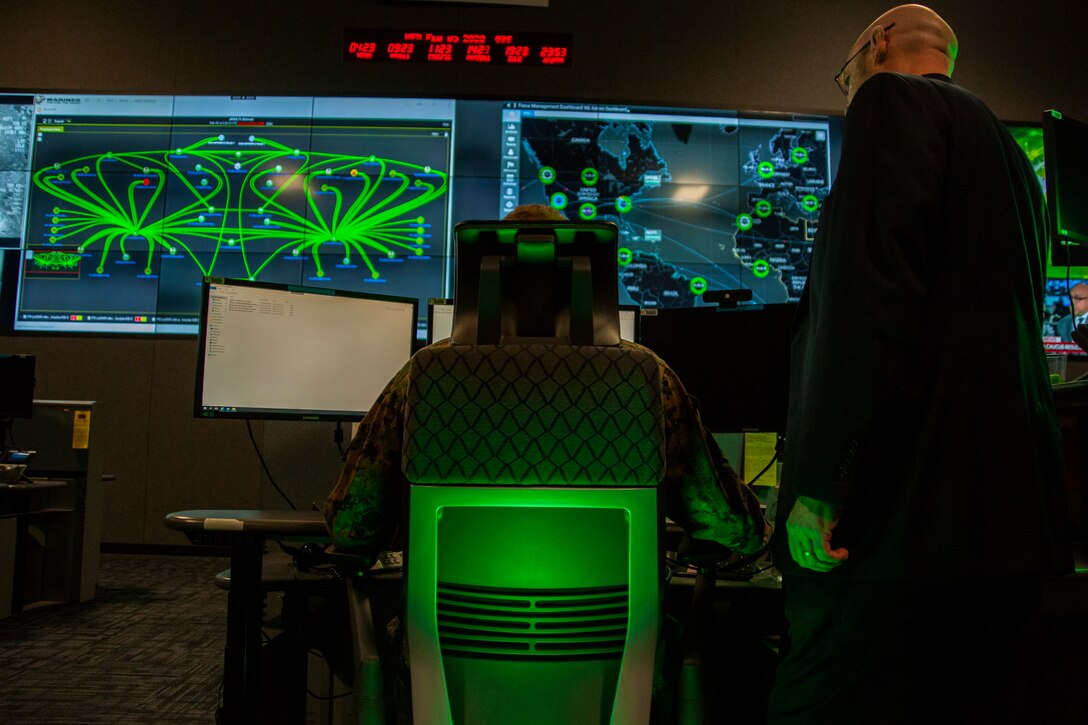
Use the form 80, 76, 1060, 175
343, 29, 573, 66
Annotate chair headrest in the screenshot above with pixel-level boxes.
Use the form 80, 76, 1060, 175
450, 221, 621, 346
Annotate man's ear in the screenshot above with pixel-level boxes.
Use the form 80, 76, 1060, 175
871, 26, 890, 64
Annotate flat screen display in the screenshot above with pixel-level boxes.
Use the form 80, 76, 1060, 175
0, 354, 35, 418
427, 298, 454, 343
1034, 113, 1088, 357
427, 299, 638, 344
639, 304, 795, 433
619, 306, 637, 343
501, 101, 835, 307
6, 94, 453, 336
1044, 111, 1088, 246
1, 91, 842, 339
194, 278, 417, 420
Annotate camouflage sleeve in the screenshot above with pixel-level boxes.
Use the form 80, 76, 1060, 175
658, 360, 767, 554
324, 363, 410, 562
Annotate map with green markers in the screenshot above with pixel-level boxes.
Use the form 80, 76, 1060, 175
510, 108, 832, 307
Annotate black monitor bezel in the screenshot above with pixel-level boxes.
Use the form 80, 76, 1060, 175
1043, 110, 1088, 247
0, 353, 36, 419
619, 304, 640, 344
193, 276, 418, 422
426, 297, 454, 345
638, 303, 795, 433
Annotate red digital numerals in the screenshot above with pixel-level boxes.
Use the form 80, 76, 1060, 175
386, 42, 415, 61
465, 44, 491, 62
345, 30, 571, 66
348, 41, 377, 60
540, 46, 568, 65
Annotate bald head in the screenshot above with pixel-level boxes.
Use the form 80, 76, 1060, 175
842, 4, 958, 105
504, 203, 568, 222
1071, 282, 1088, 316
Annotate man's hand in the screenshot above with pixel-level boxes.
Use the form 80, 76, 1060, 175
785, 495, 849, 572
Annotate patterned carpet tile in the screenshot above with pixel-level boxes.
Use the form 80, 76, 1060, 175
0, 553, 228, 724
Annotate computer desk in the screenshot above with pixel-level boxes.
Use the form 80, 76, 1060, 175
166, 509, 782, 724
164, 510, 330, 725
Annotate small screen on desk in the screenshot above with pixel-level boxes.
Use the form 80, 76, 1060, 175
427, 300, 637, 344
428, 299, 454, 344
639, 304, 794, 432
619, 306, 638, 343
194, 277, 417, 420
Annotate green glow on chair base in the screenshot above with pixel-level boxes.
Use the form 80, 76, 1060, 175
407, 485, 661, 725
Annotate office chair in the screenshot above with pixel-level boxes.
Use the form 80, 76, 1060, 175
389, 220, 667, 724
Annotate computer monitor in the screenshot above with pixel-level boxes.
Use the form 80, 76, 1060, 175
0, 354, 35, 419
619, 305, 639, 343
8, 93, 452, 336
639, 304, 795, 432
1040, 111, 1088, 356
3, 91, 841, 336
194, 278, 417, 421
0, 353, 35, 450
428, 298, 637, 344
1044, 110, 1088, 246
427, 298, 454, 344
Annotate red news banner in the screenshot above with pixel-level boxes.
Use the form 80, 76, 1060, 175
343, 29, 573, 66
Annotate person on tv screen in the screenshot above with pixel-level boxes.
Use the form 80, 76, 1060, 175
769, 4, 1071, 723
1057, 280, 1088, 341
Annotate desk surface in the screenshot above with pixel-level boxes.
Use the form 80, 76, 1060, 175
0, 480, 68, 492
1052, 379, 1088, 407
165, 509, 327, 539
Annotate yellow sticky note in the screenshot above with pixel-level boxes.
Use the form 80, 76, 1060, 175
743, 431, 778, 487
71, 409, 92, 450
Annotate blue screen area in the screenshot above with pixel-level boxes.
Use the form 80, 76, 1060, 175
503, 102, 836, 307
1011, 119, 1088, 358
0, 92, 844, 336
6, 95, 455, 336
1042, 277, 1086, 356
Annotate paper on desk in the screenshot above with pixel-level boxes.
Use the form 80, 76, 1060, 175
743, 431, 778, 487
72, 410, 91, 449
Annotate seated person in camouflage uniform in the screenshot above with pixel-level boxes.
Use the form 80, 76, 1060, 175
323, 204, 767, 722
325, 204, 766, 560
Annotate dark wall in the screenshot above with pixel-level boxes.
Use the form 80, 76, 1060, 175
5, 1, 1087, 117
2, 0, 1086, 544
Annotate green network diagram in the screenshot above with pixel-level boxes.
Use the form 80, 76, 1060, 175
29, 135, 449, 281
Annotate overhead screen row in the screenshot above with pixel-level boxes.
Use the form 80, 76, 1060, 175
0, 93, 1079, 356
0, 92, 840, 339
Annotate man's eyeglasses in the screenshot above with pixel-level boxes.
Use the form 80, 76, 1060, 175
834, 23, 895, 97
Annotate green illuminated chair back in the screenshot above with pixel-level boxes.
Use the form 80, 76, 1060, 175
400, 221, 666, 724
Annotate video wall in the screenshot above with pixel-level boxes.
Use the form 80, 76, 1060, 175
0, 92, 840, 337
0, 94, 454, 335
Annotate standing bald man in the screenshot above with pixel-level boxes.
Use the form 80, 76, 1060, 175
770, 5, 1071, 722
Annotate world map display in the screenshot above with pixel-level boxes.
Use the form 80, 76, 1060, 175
512, 111, 832, 307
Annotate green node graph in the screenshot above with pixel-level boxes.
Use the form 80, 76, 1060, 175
33, 136, 448, 279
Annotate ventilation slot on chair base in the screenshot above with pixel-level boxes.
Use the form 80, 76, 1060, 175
436, 582, 630, 661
